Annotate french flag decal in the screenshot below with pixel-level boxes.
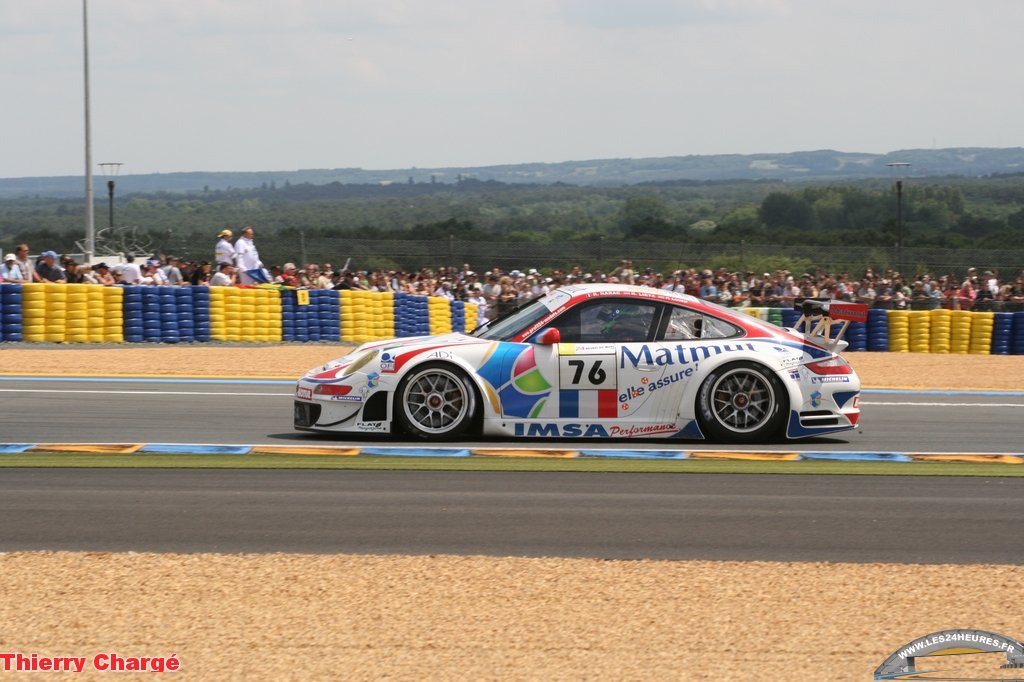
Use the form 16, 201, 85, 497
559, 389, 619, 419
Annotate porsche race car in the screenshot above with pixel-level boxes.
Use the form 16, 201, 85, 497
294, 284, 865, 443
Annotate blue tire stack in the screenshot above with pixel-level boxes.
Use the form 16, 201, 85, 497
305, 290, 320, 342
450, 300, 465, 335
1012, 311, 1024, 355
393, 293, 410, 336
280, 290, 296, 341
867, 308, 889, 352
845, 320, 867, 351
141, 287, 162, 342
780, 308, 801, 328
293, 291, 310, 342
412, 295, 430, 336
123, 286, 144, 342
159, 286, 180, 343
992, 312, 1013, 355
320, 289, 341, 342
175, 288, 194, 342
192, 286, 211, 342
0, 283, 21, 341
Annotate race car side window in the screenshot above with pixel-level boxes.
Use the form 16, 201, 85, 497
663, 306, 742, 340
549, 300, 658, 343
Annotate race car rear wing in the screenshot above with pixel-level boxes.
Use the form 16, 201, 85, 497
790, 298, 869, 352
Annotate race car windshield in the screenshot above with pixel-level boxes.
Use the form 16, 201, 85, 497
472, 290, 571, 341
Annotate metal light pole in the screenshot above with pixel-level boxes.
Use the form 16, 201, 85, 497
82, 0, 95, 261
99, 162, 123, 228
886, 162, 911, 272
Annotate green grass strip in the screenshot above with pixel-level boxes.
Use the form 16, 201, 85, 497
1, 452, 1022, 476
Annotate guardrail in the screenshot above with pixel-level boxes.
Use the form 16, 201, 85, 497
1, 283, 1021, 353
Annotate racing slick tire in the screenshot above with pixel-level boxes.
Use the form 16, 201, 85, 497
395, 362, 479, 440
696, 361, 787, 443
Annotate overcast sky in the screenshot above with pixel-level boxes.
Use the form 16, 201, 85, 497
3, 0, 1022, 178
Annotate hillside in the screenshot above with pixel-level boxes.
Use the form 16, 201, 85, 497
3, 147, 1023, 199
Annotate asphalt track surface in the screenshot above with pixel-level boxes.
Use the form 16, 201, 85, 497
1, 468, 1023, 563
1, 377, 1022, 453
2, 377, 1024, 562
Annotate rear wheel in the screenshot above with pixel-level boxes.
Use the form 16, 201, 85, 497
696, 361, 786, 443
396, 363, 477, 440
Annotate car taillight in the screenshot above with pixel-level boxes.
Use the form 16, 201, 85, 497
805, 357, 854, 375
314, 384, 354, 396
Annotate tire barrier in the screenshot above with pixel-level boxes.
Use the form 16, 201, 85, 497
1014, 312, 1024, 355
993, 312, 1013, 355
0, 284, 1016, 352
887, 310, 910, 353
0, 282, 23, 341
867, 308, 889, 352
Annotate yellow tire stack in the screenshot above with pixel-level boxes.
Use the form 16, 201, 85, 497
103, 286, 124, 343
339, 290, 356, 342
969, 311, 994, 355
928, 309, 952, 354
61, 284, 88, 343
428, 296, 452, 335
238, 288, 257, 342
223, 287, 243, 341
464, 303, 478, 333
262, 288, 282, 342
373, 291, 395, 339
85, 284, 106, 343
886, 310, 911, 352
743, 308, 768, 321
949, 310, 973, 354
209, 287, 228, 341
907, 310, 931, 353
21, 283, 47, 342
44, 283, 67, 343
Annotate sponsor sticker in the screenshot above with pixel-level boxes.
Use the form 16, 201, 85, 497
296, 387, 312, 401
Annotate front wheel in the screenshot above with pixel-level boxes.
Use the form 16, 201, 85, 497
395, 363, 477, 440
696, 362, 786, 443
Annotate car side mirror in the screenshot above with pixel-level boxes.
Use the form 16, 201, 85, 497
534, 327, 561, 345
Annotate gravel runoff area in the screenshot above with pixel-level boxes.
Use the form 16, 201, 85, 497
1, 346, 1023, 680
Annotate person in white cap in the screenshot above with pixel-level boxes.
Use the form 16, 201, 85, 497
215, 229, 235, 267
1, 252, 26, 282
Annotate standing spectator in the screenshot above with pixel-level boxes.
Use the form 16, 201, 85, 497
163, 257, 184, 286
215, 229, 235, 267
120, 255, 142, 284
148, 260, 168, 286
93, 262, 116, 286
1, 252, 26, 282
482, 273, 502, 320
13, 244, 41, 282
234, 226, 264, 284
35, 251, 66, 282
279, 262, 298, 286
210, 263, 235, 286
190, 261, 212, 286
466, 285, 488, 328
64, 259, 85, 284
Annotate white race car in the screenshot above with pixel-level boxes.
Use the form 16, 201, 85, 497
294, 284, 864, 443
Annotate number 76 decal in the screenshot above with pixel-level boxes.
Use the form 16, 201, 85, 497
558, 354, 617, 390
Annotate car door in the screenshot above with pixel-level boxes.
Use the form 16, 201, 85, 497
615, 302, 747, 425
541, 298, 662, 427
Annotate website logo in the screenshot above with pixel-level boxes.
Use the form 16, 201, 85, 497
875, 628, 1024, 680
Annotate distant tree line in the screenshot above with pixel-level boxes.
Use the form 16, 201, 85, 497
2, 175, 1024, 269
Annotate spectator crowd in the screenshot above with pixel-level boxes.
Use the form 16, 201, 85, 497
3, 233, 1023, 324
